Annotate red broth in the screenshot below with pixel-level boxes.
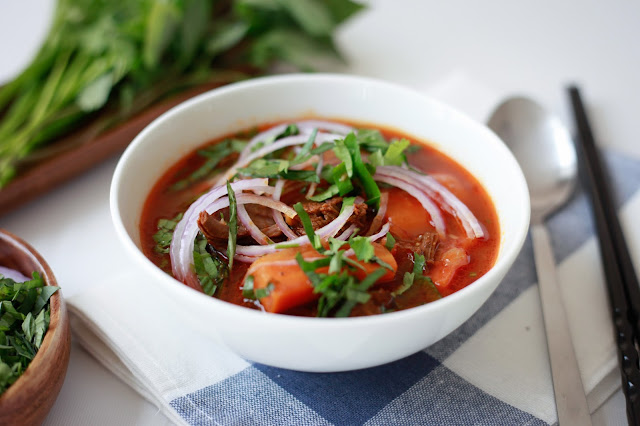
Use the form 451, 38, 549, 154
140, 119, 500, 317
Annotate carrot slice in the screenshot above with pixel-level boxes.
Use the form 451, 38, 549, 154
384, 188, 434, 239
246, 243, 397, 313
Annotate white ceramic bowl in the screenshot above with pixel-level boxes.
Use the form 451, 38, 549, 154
111, 74, 530, 372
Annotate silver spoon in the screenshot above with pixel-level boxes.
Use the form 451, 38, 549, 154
488, 97, 592, 425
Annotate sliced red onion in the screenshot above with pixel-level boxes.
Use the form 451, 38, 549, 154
377, 166, 484, 239
305, 154, 324, 198
239, 120, 354, 162
171, 178, 269, 281
220, 132, 340, 184
237, 204, 271, 245
0, 266, 30, 282
335, 224, 357, 241
235, 198, 359, 257
296, 120, 354, 136
373, 173, 446, 236
365, 191, 389, 236
272, 179, 299, 240
368, 221, 391, 243
174, 193, 296, 283
343, 222, 391, 258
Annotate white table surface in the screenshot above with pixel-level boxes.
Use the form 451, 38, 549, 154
1, 1, 638, 424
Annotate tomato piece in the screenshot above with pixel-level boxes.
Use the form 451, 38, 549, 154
429, 247, 469, 289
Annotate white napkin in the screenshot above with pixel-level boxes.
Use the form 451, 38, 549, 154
68, 72, 637, 425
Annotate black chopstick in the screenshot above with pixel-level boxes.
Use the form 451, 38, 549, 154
568, 86, 640, 425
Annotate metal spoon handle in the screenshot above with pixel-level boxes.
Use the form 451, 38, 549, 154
531, 222, 592, 425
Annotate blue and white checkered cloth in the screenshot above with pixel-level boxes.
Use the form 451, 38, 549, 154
68, 76, 640, 425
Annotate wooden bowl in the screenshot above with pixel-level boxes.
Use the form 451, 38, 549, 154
0, 229, 70, 426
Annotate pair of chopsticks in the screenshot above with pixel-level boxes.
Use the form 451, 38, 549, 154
568, 86, 640, 425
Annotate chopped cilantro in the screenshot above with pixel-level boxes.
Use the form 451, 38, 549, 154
383, 139, 411, 166
153, 213, 184, 254
343, 132, 381, 209
0, 272, 59, 394
308, 185, 339, 202
193, 233, 228, 296
293, 202, 322, 250
393, 253, 442, 299
226, 182, 237, 271
242, 276, 275, 300
349, 236, 374, 262
384, 232, 396, 250
171, 139, 246, 191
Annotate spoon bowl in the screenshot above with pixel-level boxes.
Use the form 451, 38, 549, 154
488, 96, 592, 425
488, 97, 577, 222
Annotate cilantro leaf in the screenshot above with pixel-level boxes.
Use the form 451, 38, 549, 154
0, 272, 58, 394
193, 232, 228, 296
384, 232, 396, 250
394, 253, 442, 299
226, 181, 238, 271
348, 236, 374, 262
171, 139, 246, 191
153, 212, 184, 254
343, 132, 381, 209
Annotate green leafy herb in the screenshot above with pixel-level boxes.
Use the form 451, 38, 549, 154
0, 272, 59, 394
153, 212, 184, 253
226, 181, 238, 271
384, 232, 396, 250
192, 232, 228, 296
0, 0, 363, 188
348, 236, 375, 262
393, 253, 442, 298
308, 185, 340, 202
242, 275, 275, 300
171, 139, 246, 191
237, 159, 320, 182
383, 139, 411, 166
343, 132, 381, 209
293, 202, 322, 250
296, 252, 387, 317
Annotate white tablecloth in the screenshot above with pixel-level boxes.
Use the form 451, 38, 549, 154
1, 0, 638, 424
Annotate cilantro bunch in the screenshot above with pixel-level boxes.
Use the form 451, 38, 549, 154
0, 272, 59, 394
0, 0, 364, 187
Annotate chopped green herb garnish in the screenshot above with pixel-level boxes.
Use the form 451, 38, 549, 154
343, 132, 381, 209
0, 272, 59, 394
383, 139, 411, 166
469, 272, 478, 277
226, 181, 237, 271
384, 232, 396, 250
294, 128, 318, 161
356, 129, 389, 152
171, 139, 246, 191
349, 236, 375, 262
153, 212, 184, 254
293, 202, 322, 251
308, 184, 340, 202
193, 232, 228, 296
393, 252, 441, 299
242, 276, 275, 300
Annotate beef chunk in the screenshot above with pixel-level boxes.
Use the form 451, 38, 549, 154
396, 232, 439, 264
287, 197, 369, 235
198, 204, 282, 241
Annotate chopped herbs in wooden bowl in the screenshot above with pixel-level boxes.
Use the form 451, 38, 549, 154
0, 229, 70, 426
0, 270, 59, 394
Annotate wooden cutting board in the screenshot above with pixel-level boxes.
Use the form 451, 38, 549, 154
0, 83, 223, 217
